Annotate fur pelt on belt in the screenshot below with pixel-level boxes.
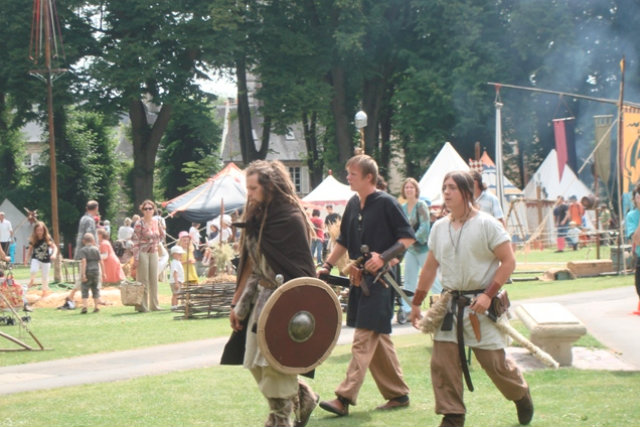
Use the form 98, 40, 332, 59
418, 291, 452, 334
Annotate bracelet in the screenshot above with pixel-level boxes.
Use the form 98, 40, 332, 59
483, 281, 501, 299
412, 289, 427, 306
322, 262, 333, 270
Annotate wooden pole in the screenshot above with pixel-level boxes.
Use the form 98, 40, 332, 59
594, 168, 601, 259
615, 58, 626, 273
487, 81, 640, 109
43, 1, 61, 282
536, 185, 544, 249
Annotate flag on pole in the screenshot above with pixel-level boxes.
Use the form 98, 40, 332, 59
594, 115, 613, 189
622, 106, 640, 192
553, 118, 576, 180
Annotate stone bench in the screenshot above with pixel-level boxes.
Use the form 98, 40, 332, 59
514, 303, 587, 366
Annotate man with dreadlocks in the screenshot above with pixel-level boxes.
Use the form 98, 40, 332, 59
224, 160, 319, 427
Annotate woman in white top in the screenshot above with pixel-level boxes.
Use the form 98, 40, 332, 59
409, 170, 532, 427
117, 218, 134, 241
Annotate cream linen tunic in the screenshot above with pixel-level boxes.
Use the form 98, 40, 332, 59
428, 211, 511, 350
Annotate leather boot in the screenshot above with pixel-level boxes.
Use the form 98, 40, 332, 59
515, 388, 534, 425
439, 414, 465, 427
267, 397, 293, 427
263, 413, 275, 427
294, 381, 319, 427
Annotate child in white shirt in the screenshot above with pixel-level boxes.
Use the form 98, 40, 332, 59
566, 221, 581, 250
169, 245, 186, 310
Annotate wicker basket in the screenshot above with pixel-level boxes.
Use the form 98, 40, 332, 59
120, 281, 145, 306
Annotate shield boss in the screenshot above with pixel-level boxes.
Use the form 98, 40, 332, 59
257, 277, 342, 374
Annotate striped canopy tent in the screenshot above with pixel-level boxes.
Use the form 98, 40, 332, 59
163, 162, 246, 223
477, 151, 523, 197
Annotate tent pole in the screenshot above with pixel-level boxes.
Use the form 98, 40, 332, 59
495, 100, 505, 213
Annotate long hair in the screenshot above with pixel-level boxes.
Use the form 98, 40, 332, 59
30, 221, 53, 247
243, 160, 313, 246
401, 177, 420, 199
443, 171, 475, 210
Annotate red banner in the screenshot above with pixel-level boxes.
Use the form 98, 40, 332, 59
554, 119, 568, 180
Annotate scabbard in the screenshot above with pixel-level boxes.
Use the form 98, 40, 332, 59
455, 296, 474, 392
318, 273, 351, 288
469, 311, 482, 341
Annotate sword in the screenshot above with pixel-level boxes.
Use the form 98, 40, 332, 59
373, 267, 413, 306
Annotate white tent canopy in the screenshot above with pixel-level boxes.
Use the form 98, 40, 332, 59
418, 142, 470, 205
524, 149, 595, 244
302, 174, 354, 206
0, 199, 33, 264
524, 149, 592, 201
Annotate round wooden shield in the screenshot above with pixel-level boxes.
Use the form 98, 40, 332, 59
257, 277, 342, 374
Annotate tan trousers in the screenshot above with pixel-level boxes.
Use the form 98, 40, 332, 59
137, 251, 160, 311
250, 365, 298, 399
335, 328, 410, 405
431, 341, 528, 415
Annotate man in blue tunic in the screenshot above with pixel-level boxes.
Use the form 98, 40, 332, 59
318, 154, 415, 416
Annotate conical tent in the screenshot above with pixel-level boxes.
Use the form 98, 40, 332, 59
163, 163, 246, 223
302, 174, 354, 206
418, 142, 470, 205
524, 149, 592, 201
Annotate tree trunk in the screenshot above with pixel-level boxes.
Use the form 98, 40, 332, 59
236, 57, 269, 163
379, 99, 393, 178
259, 115, 270, 160
129, 99, 172, 207
329, 66, 352, 167
362, 77, 383, 157
236, 56, 252, 164
302, 111, 323, 188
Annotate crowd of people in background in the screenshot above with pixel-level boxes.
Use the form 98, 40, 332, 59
9, 159, 635, 327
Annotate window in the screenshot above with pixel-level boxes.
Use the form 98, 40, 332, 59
289, 167, 301, 193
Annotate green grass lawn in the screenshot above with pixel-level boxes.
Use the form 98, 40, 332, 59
513, 245, 615, 266
1, 248, 637, 426
1, 271, 632, 366
1, 334, 638, 427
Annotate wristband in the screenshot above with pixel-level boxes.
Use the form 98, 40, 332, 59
322, 262, 333, 271
412, 289, 427, 306
380, 241, 406, 263
483, 281, 501, 299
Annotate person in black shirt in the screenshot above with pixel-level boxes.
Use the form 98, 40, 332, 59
553, 196, 569, 252
324, 204, 341, 228
318, 154, 415, 417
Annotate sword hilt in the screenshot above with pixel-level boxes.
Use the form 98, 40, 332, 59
358, 244, 371, 296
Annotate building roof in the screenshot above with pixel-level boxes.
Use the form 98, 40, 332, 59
217, 103, 307, 165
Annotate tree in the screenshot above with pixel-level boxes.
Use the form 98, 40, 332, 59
29, 107, 119, 248
209, 0, 271, 165
157, 97, 222, 200
85, 0, 219, 206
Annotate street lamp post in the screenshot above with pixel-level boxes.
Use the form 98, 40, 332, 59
355, 110, 367, 154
